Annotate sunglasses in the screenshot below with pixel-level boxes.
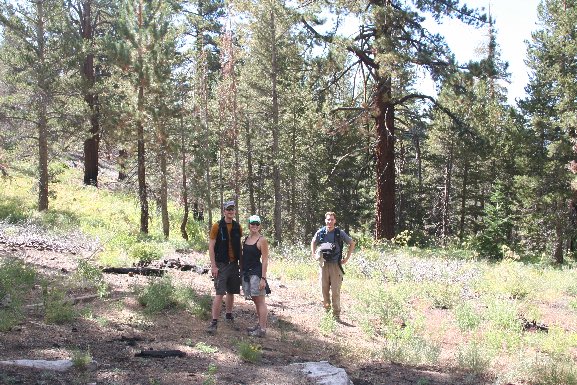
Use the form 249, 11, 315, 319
225, 207, 236, 211
249, 222, 260, 226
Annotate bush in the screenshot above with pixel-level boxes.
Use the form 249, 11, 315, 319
136, 277, 177, 314
0, 258, 36, 331
527, 353, 577, 385
237, 340, 262, 363
75, 259, 108, 297
42, 285, 77, 324
129, 242, 164, 265
456, 340, 491, 374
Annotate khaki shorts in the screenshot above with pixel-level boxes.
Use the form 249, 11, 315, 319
242, 274, 265, 299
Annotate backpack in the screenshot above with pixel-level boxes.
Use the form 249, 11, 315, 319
318, 226, 345, 274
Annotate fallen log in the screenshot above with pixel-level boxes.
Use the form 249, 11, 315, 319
102, 267, 165, 277
0, 359, 95, 372
135, 350, 186, 358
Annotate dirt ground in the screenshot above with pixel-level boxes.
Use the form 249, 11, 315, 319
0, 242, 492, 385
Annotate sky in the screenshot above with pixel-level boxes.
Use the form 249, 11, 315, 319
433, 0, 542, 104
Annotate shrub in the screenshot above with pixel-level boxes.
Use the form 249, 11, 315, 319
456, 340, 491, 374
70, 348, 93, 370
237, 340, 262, 363
136, 277, 177, 314
194, 342, 218, 354
420, 281, 461, 309
43, 285, 77, 324
129, 242, 164, 266
381, 319, 440, 366
319, 310, 337, 336
527, 353, 577, 385
75, 259, 108, 297
453, 302, 482, 331
0, 259, 36, 331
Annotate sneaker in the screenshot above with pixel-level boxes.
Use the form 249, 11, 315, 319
206, 321, 217, 334
248, 326, 266, 337
247, 324, 259, 332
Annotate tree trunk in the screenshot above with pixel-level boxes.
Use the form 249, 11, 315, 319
36, 0, 49, 211
245, 118, 256, 214
81, 0, 99, 186
136, 0, 148, 234
270, 10, 282, 245
118, 148, 128, 181
159, 129, 169, 239
374, 82, 395, 240
137, 84, 148, 234
441, 142, 454, 243
459, 161, 469, 242
180, 116, 189, 241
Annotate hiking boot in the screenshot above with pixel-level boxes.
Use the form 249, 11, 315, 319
206, 321, 217, 334
248, 326, 266, 337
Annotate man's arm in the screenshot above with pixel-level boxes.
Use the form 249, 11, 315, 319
209, 238, 218, 277
310, 238, 318, 260
341, 239, 356, 265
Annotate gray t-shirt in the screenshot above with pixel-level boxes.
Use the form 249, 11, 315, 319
313, 227, 352, 263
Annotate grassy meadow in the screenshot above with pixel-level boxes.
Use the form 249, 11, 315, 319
1, 163, 577, 384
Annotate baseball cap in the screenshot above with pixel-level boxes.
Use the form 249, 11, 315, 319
248, 215, 261, 224
223, 200, 235, 210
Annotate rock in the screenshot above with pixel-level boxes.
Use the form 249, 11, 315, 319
290, 361, 353, 385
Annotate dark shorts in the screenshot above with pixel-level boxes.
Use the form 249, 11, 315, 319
214, 262, 240, 295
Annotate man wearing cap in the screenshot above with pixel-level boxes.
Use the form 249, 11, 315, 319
207, 200, 242, 334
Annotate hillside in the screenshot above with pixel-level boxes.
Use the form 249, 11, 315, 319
0, 225, 493, 385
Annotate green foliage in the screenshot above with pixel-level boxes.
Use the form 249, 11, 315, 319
420, 281, 461, 309
203, 363, 218, 385
527, 353, 577, 385
194, 342, 218, 354
453, 302, 482, 331
381, 319, 440, 366
42, 284, 77, 324
353, 283, 411, 337
136, 277, 178, 315
187, 292, 212, 321
70, 348, 93, 370
482, 299, 523, 352
0, 258, 36, 331
455, 340, 491, 374
477, 260, 538, 300
237, 340, 262, 363
129, 241, 164, 265
319, 310, 337, 336
75, 259, 109, 297
525, 326, 575, 357
471, 182, 514, 260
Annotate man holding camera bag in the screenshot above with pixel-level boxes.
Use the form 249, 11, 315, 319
311, 211, 356, 320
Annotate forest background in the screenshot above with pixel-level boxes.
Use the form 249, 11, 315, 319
1, 0, 577, 265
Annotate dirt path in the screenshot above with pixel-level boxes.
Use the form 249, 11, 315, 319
0, 240, 486, 385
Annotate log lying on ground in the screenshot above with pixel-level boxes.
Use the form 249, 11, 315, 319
135, 350, 186, 358
102, 267, 165, 276
0, 359, 95, 372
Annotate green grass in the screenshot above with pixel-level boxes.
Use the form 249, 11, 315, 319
0, 167, 208, 268
0, 258, 37, 331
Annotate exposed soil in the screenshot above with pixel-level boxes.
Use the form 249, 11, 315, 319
0, 235, 494, 385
